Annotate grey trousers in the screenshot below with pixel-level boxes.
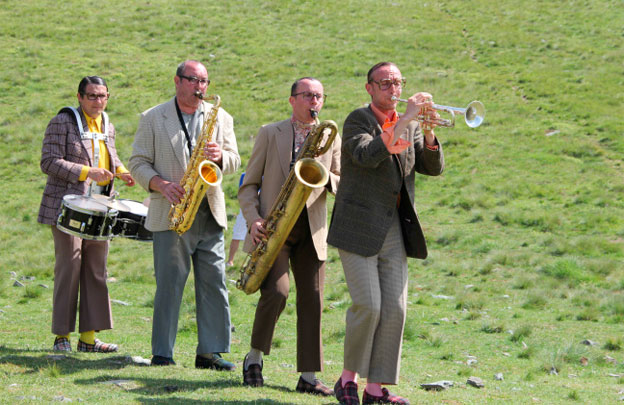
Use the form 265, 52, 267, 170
339, 211, 408, 384
151, 199, 231, 358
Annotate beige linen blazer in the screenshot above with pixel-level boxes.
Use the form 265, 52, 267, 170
129, 97, 240, 232
238, 118, 341, 261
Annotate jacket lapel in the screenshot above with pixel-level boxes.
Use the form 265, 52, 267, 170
275, 119, 293, 179
163, 98, 188, 169
396, 112, 408, 172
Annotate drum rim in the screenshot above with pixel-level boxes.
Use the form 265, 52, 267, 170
56, 224, 114, 241
61, 203, 118, 217
115, 199, 149, 214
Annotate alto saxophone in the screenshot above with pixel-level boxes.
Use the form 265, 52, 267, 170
168, 94, 223, 235
237, 118, 338, 294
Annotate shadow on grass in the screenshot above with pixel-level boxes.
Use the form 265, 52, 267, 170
75, 374, 334, 404
135, 398, 324, 405
0, 347, 335, 404
0, 353, 136, 374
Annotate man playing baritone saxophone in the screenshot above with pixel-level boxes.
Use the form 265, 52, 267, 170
328, 62, 445, 405
238, 77, 341, 395
129, 60, 240, 369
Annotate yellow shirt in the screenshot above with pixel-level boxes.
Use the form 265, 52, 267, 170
78, 112, 128, 185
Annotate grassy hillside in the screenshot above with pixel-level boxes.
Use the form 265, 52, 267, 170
1, 0, 623, 403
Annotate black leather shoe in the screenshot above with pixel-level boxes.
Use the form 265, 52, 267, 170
195, 353, 236, 371
151, 355, 176, 366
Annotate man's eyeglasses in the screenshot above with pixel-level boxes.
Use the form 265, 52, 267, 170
292, 92, 326, 101
179, 75, 210, 86
369, 78, 406, 91
84, 93, 110, 101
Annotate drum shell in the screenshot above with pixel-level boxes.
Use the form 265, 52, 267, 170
112, 199, 153, 241
56, 195, 118, 241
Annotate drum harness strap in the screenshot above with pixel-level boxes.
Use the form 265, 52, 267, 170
64, 107, 109, 196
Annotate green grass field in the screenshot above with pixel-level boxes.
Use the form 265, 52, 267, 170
1, 0, 623, 403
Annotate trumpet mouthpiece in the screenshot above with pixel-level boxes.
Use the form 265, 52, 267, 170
194, 91, 204, 99
391, 96, 408, 103
310, 110, 318, 118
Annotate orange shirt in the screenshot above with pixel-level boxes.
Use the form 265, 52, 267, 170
370, 103, 439, 154
370, 103, 410, 154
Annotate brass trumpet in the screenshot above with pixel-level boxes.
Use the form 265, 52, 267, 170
391, 96, 485, 129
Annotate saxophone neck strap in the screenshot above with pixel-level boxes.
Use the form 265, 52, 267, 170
174, 97, 193, 157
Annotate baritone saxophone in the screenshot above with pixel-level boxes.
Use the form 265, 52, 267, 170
236, 119, 338, 295
168, 94, 223, 235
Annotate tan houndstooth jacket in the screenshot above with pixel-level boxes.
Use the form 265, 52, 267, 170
129, 97, 240, 232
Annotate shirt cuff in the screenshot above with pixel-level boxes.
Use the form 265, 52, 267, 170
425, 142, 439, 151
79, 165, 90, 181
116, 165, 129, 174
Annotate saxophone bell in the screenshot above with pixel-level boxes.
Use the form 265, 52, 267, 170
198, 159, 222, 186
194, 91, 204, 99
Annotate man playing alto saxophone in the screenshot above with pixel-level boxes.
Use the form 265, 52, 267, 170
129, 60, 240, 369
238, 77, 341, 395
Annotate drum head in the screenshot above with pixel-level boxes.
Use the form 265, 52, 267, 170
62, 194, 109, 214
117, 199, 149, 216
91, 194, 134, 211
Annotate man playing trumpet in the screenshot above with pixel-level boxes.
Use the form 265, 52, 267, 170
328, 62, 445, 405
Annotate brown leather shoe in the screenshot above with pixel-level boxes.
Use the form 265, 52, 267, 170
295, 376, 334, 396
242, 354, 263, 387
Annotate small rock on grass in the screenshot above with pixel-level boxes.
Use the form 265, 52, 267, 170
467, 376, 484, 388
420, 380, 454, 391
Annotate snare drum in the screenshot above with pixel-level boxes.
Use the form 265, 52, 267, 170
112, 199, 152, 241
56, 194, 118, 241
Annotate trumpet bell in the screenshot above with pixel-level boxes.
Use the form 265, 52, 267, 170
392, 96, 485, 129
464, 101, 485, 128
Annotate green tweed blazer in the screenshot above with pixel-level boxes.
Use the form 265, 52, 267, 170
327, 105, 444, 258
